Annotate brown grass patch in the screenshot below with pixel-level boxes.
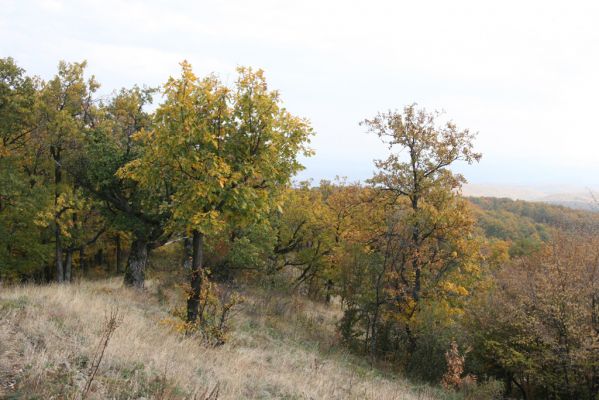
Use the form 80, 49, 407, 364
0, 278, 440, 399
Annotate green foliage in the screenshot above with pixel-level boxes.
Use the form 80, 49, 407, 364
0, 157, 52, 280
118, 61, 313, 318
205, 222, 278, 281
120, 62, 313, 237
73, 85, 167, 239
3, 56, 599, 399
0, 57, 36, 156
469, 196, 599, 231
0, 57, 52, 280
468, 196, 599, 256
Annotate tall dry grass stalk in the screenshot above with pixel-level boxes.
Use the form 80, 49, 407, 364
81, 306, 123, 399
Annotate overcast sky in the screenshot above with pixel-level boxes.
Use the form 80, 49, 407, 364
3, 0, 599, 187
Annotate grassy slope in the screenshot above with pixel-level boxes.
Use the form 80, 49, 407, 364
0, 278, 445, 400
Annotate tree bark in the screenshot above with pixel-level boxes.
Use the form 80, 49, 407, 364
79, 247, 87, 275
370, 308, 379, 357
123, 237, 148, 288
186, 230, 204, 323
182, 237, 192, 270
55, 226, 64, 282
115, 234, 122, 274
94, 248, 105, 268
64, 249, 73, 282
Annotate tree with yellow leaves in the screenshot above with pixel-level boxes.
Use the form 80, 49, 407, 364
339, 104, 482, 370
467, 232, 599, 399
36, 61, 100, 282
120, 61, 312, 322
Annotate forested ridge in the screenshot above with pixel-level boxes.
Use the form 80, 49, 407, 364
1, 58, 597, 400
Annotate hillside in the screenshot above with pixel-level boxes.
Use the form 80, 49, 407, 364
1, 197, 594, 400
0, 278, 447, 400
2, 53, 595, 399
463, 184, 599, 210
468, 195, 598, 232
468, 196, 599, 227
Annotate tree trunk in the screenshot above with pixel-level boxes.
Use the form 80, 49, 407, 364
124, 237, 148, 288
182, 237, 192, 270
55, 226, 64, 282
95, 248, 105, 268
325, 279, 333, 304
115, 234, 122, 274
370, 309, 379, 357
405, 325, 418, 356
64, 249, 73, 282
186, 230, 204, 323
79, 247, 87, 275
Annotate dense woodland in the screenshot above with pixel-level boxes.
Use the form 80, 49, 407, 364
1, 57, 598, 400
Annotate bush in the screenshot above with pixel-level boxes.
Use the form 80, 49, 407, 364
163, 276, 243, 346
459, 379, 504, 400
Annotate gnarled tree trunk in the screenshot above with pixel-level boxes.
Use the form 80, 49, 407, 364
124, 237, 148, 288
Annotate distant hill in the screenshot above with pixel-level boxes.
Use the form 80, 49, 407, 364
467, 196, 599, 255
463, 184, 599, 211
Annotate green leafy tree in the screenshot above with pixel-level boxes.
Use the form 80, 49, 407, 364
269, 183, 335, 293
120, 62, 312, 321
70, 85, 170, 287
36, 60, 99, 282
0, 58, 52, 281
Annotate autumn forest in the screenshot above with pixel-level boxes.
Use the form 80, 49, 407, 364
1, 58, 598, 400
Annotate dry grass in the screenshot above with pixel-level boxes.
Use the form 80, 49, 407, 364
0, 278, 443, 399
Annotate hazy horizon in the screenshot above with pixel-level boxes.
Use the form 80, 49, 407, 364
3, 0, 599, 188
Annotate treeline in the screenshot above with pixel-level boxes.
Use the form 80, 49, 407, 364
470, 196, 599, 235
468, 196, 599, 257
258, 187, 598, 399
1, 58, 597, 399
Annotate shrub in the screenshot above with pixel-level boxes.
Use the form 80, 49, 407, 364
163, 275, 243, 346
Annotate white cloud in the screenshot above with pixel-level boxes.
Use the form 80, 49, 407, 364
38, 0, 63, 11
